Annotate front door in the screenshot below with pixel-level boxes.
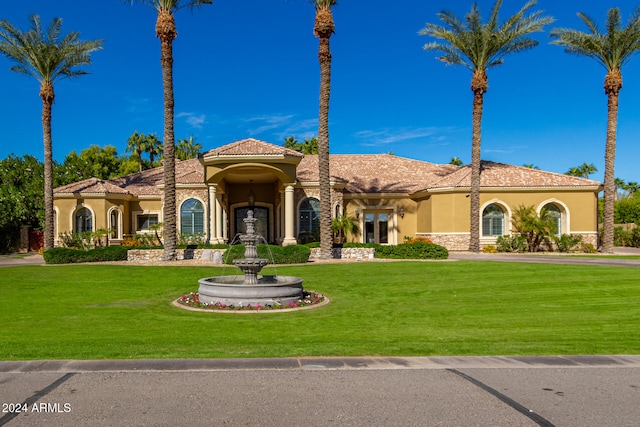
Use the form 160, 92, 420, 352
235, 207, 269, 242
364, 211, 390, 244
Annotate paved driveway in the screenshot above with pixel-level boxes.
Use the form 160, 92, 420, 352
1, 356, 639, 427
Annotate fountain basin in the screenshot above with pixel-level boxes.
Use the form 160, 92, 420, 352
198, 275, 304, 306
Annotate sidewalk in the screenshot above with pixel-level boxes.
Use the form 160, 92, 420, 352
2, 356, 639, 427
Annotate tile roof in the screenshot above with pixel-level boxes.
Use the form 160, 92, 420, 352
54, 140, 601, 197
426, 161, 601, 190
202, 138, 304, 158
54, 177, 130, 195
54, 158, 204, 197
297, 154, 459, 193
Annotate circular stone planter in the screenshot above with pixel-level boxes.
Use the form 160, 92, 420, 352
197, 275, 304, 306
172, 296, 329, 314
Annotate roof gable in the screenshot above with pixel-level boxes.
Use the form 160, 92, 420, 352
426, 161, 601, 190
201, 138, 304, 158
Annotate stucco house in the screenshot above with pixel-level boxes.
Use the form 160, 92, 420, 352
53, 138, 602, 250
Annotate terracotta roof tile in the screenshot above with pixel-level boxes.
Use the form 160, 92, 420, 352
427, 161, 601, 190
298, 154, 459, 193
54, 142, 602, 197
54, 178, 130, 195
202, 138, 304, 158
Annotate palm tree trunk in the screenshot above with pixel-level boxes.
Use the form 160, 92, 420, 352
602, 91, 619, 253
41, 83, 55, 250
158, 11, 177, 262
469, 71, 486, 253
317, 36, 333, 259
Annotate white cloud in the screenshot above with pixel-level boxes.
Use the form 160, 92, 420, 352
177, 112, 206, 129
354, 126, 457, 146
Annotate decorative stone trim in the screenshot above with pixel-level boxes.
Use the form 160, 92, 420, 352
309, 247, 375, 260
419, 233, 470, 251
127, 248, 226, 261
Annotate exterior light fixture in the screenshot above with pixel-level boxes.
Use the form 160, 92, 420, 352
248, 180, 255, 207
399, 207, 404, 218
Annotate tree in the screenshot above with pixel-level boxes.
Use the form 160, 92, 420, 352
565, 162, 597, 179
145, 133, 163, 166
283, 135, 319, 154
0, 155, 45, 252
420, 0, 552, 252
523, 163, 540, 169
551, 7, 640, 253
449, 157, 464, 166
124, 0, 213, 261
0, 15, 103, 249
126, 131, 147, 173
55, 145, 122, 186
310, 0, 337, 259
627, 182, 639, 198
615, 177, 628, 200
331, 214, 359, 245
511, 204, 557, 252
176, 135, 201, 160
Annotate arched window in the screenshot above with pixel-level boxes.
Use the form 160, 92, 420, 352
298, 197, 320, 242
109, 208, 121, 239
543, 204, 562, 235
181, 198, 205, 234
482, 204, 504, 237
75, 207, 93, 233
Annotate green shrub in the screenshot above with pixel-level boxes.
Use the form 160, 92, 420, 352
223, 244, 310, 264
373, 241, 448, 260
613, 226, 640, 247
44, 246, 128, 264
553, 234, 584, 253
496, 235, 527, 252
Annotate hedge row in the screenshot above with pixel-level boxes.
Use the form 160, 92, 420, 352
321, 241, 449, 260
43, 246, 129, 264
223, 244, 311, 264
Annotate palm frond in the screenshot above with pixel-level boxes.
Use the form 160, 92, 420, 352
420, 0, 552, 74
551, 7, 640, 72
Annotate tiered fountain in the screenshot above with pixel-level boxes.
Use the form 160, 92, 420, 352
197, 210, 304, 306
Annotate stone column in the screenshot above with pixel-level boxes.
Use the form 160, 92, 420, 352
282, 184, 297, 246
215, 197, 224, 243
208, 185, 218, 244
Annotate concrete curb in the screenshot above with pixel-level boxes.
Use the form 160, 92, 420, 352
2, 355, 639, 373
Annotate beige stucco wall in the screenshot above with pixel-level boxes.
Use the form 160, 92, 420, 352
424, 190, 598, 234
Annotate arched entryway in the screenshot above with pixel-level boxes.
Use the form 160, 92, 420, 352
234, 206, 270, 242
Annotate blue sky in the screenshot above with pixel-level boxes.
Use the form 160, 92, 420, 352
2, 0, 640, 184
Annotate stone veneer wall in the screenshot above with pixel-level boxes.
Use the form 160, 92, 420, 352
309, 247, 375, 260
128, 248, 225, 261
419, 232, 599, 252
128, 247, 375, 261
419, 234, 470, 251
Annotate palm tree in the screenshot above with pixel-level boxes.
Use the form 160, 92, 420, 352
124, 0, 213, 261
420, 0, 552, 252
176, 135, 201, 160
449, 157, 464, 166
523, 163, 540, 169
614, 177, 628, 200
126, 130, 148, 172
145, 133, 163, 166
627, 182, 639, 198
551, 7, 640, 253
0, 15, 103, 250
565, 162, 597, 179
310, 0, 337, 259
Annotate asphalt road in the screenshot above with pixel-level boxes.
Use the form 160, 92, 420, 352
1, 356, 639, 427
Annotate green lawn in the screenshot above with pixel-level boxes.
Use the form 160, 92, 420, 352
1, 261, 639, 360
